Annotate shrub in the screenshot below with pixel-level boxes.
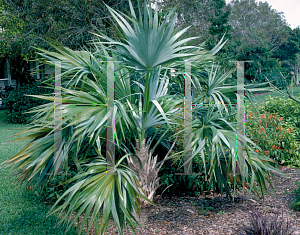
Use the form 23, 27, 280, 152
157, 154, 211, 197
31, 166, 78, 206
239, 205, 294, 235
2, 81, 52, 124
153, 113, 210, 197
256, 70, 288, 89
260, 95, 300, 143
246, 106, 300, 167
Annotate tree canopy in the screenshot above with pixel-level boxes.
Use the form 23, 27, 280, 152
0, 0, 299, 87
0, 0, 140, 84
222, 0, 292, 85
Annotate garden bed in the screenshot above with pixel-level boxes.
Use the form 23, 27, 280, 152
69, 167, 300, 235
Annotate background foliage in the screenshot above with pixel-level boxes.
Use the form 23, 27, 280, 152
246, 99, 300, 167
2, 81, 52, 123
0, 0, 299, 87
0, 0, 141, 85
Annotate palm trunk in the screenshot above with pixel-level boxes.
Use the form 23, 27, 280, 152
127, 137, 177, 208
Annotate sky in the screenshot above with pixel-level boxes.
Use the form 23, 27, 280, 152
225, 0, 300, 29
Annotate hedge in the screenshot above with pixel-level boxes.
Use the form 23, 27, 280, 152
2, 82, 53, 124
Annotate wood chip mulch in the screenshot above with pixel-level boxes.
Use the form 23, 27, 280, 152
69, 166, 300, 235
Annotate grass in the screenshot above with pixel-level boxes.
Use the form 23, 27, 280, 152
249, 86, 300, 104
0, 109, 78, 235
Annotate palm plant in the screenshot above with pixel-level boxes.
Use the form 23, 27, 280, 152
0, 1, 286, 234
170, 63, 283, 200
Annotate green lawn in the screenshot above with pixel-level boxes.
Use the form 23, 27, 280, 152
250, 86, 300, 104
0, 110, 78, 235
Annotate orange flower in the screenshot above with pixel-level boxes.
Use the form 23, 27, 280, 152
289, 151, 292, 153
264, 150, 269, 155
280, 137, 283, 140
280, 117, 283, 121
272, 145, 276, 149
255, 150, 259, 152
260, 114, 266, 119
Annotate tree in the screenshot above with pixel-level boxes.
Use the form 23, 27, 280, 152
154, 0, 231, 47
224, 0, 290, 82
206, 0, 231, 49
0, 0, 142, 49
276, 27, 300, 85
0, 0, 141, 85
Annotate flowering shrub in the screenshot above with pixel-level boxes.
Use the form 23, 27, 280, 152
246, 108, 300, 167
260, 95, 300, 142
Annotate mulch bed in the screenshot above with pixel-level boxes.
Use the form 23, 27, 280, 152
70, 166, 300, 235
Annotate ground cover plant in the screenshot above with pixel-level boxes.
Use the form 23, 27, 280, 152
0, 1, 285, 235
239, 205, 294, 235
